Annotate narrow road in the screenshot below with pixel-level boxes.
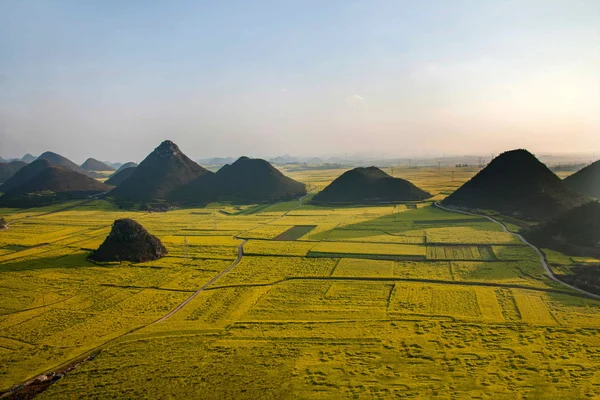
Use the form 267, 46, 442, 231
434, 202, 600, 301
155, 239, 247, 323
0, 192, 313, 397
158, 191, 311, 322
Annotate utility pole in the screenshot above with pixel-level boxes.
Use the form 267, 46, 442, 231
183, 236, 188, 261
391, 167, 394, 177
214, 211, 218, 230
452, 171, 455, 181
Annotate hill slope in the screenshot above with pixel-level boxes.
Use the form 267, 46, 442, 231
312, 167, 431, 204
0, 161, 27, 184
524, 201, 600, 254
564, 160, 600, 198
38, 151, 83, 172
442, 149, 585, 220
0, 166, 110, 207
115, 162, 138, 173
81, 158, 115, 172
21, 154, 37, 163
0, 159, 54, 192
105, 166, 136, 186
171, 156, 306, 203
110, 140, 210, 204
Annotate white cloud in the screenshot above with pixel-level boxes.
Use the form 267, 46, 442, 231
344, 94, 366, 107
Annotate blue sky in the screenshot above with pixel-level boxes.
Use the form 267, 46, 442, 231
1, 0, 599, 162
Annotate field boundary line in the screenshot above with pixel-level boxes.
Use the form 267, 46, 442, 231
157, 192, 311, 322
205, 275, 589, 298
433, 202, 600, 301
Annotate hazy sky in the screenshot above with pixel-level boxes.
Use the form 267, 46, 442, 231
1, 0, 599, 162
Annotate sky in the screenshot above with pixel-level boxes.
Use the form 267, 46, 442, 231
0, 0, 599, 163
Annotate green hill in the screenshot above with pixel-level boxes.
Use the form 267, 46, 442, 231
81, 158, 115, 172
564, 159, 600, 198
171, 156, 306, 204
312, 167, 431, 204
110, 140, 210, 205
442, 149, 585, 220
0, 161, 27, 184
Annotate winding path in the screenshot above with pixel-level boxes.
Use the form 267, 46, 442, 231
155, 239, 247, 322
434, 202, 600, 301
156, 192, 311, 322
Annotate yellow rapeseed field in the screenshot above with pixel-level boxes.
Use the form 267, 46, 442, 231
0, 167, 599, 399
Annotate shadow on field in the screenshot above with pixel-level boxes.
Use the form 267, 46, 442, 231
319, 204, 505, 240
0, 251, 102, 272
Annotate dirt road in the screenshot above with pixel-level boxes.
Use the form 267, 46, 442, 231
434, 202, 600, 301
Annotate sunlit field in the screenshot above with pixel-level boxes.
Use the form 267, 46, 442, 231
1, 166, 599, 399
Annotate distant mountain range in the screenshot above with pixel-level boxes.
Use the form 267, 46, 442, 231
111, 141, 306, 207
0, 164, 110, 207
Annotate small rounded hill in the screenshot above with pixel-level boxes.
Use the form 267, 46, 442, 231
524, 201, 600, 255
0, 161, 27, 184
442, 149, 585, 220
105, 166, 136, 187
564, 159, 600, 198
312, 166, 431, 204
88, 218, 167, 263
170, 156, 307, 204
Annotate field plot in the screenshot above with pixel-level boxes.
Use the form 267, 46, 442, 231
2, 167, 600, 399
243, 240, 317, 257
309, 241, 426, 260
236, 224, 295, 240
272, 225, 316, 241
216, 256, 336, 285
425, 225, 521, 244
325, 228, 425, 244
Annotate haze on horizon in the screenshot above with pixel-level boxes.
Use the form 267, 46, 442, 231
0, 0, 599, 163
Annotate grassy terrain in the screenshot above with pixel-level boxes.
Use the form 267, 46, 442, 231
1, 166, 600, 398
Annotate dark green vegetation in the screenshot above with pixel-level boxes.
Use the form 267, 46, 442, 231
311, 166, 431, 204
0, 161, 26, 183
38, 151, 90, 176
0, 166, 111, 207
88, 218, 167, 262
110, 141, 306, 207
273, 225, 316, 241
105, 167, 136, 186
525, 201, 600, 258
114, 162, 138, 173
171, 156, 306, 204
560, 265, 600, 296
443, 149, 585, 220
0, 159, 54, 192
564, 159, 600, 198
80, 158, 115, 172
110, 141, 211, 206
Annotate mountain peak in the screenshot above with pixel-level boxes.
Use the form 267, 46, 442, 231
442, 148, 585, 220
110, 140, 209, 204
155, 140, 181, 157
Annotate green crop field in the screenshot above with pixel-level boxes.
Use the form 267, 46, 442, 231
1, 166, 600, 399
